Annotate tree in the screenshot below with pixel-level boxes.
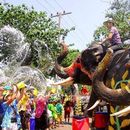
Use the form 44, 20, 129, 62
94, 0, 130, 41
0, 3, 62, 56
0, 3, 78, 76
61, 49, 80, 67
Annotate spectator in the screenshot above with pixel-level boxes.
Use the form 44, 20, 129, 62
1, 84, 25, 130
56, 100, 63, 125
64, 101, 72, 123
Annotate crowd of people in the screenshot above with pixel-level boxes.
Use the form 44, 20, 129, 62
0, 17, 123, 130
0, 81, 75, 130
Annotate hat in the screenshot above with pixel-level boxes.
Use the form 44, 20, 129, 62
103, 18, 114, 25
50, 88, 56, 94
17, 81, 26, 89
4, 85, 12, 90
33, 88, 38, 96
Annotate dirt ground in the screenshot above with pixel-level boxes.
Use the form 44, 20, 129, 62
53, 120, 72, 130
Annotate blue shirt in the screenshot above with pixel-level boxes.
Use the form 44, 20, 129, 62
56, 103, 63, 115
1, 99, 21, 129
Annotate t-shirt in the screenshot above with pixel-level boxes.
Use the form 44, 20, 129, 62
47, 109, 52, 118
56, 103, 63, 115
109, 26, 122, 45
64, 106, 71, 113
1, 100, 21, 129
35, 97, 46, 118
48, 104, 57, 119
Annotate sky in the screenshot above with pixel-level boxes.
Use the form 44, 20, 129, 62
2, 0, 111, 50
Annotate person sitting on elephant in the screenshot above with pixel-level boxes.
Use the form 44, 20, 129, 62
99, 18, 122, 51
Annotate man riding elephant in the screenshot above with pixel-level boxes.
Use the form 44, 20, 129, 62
99, 18, 122, 51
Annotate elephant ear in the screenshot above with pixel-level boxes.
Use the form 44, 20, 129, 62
81, 48, 99, 71
81, 44, 106, 72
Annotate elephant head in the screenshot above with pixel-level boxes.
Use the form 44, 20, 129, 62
54, 42, 130, 108
54, 43, 107, 86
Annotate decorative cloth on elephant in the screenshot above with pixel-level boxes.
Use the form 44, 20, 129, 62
65, 57, 81, 76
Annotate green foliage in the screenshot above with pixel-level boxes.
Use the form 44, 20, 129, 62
0, 3, 78, 76
0, 3, 61, 52
94, 0, 130, 41
61, 49, 80, 67
94, 26, 108, 41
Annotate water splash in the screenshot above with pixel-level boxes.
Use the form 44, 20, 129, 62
11, 66, 47, 93
0, 25, 30, 67
33, 39, 53, 70
0, 25, 52, 94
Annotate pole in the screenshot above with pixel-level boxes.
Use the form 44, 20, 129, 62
51, 11, 72, 43
128, 0, 130, 10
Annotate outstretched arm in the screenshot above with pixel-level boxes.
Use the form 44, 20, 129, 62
6, 85, 18, 105
16, 88, 26, 102
100, 32, 113, 45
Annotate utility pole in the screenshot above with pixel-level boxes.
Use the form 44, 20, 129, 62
128, 0, 130, 10
51, 11, 72, 43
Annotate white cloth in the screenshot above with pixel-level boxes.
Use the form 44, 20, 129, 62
2, 122, 18, 130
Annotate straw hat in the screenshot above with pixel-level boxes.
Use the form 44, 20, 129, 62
103, 18, 115, 25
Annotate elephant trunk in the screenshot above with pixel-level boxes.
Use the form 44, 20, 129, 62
54, 43, 69, 78
93, 48, 130, 106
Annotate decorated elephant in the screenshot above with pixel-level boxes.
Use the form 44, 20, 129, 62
53, 42, 130, 130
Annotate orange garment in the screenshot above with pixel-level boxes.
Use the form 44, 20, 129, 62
65, 62, 81, 76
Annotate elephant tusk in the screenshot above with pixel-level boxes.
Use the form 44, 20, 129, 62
88, 99, 101, 111
50, 77, 74, 87
117, 112, 129, 117
117, 114, 123, 117
94, 52, 100, 56
110, 106, 130, 117
125, 63, 130, 68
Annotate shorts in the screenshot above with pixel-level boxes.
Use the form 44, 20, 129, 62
2, 122, 18, 130
57, 114, 62, 121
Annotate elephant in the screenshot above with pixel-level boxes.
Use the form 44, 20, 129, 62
53, 42, 130, 130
